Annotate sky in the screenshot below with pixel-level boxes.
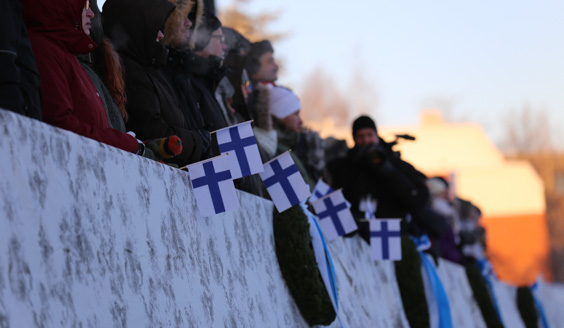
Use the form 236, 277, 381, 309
216, 0, 564, 148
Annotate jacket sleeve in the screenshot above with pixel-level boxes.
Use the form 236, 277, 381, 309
123, 67, 204, 166
0, 0, 25, 113
35, 43, 138, 153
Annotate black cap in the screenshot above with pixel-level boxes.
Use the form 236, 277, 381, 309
352, 115, 377, 137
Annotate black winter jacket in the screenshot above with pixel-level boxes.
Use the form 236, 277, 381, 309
103, 0, 206, 166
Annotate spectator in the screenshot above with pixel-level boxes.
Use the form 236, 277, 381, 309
0, 0, 41, 120
245, 40, 278, 87
188, 13, 229, 135
103, 0, 206, 166
77, 0, 127, 132
161, 0, 211, 159
23, 0, 143, 155
326, 115, 447, 241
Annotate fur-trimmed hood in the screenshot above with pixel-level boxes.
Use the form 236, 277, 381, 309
163, 0, 197, 47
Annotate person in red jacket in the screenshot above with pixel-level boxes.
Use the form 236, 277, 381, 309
22, 0, 144, 155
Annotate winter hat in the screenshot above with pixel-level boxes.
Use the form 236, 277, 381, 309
245, 40, 274, 77
144, 135, 183, 160
352, 115, 377, 137
269, 86, 301, 119
428, 177, 448, 197
191, 13, 222, 51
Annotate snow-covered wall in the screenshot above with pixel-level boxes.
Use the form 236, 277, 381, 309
1, 108, 564, 328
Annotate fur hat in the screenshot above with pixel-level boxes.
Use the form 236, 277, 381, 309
191, 13, 222, 51
245, 40, 274, 77
269, 86, 300, 119
352, 115, 377, 137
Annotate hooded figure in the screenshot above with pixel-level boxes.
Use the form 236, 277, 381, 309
0, 0, 42, 120
103, 0, 207, 166
23, 0, 139, 153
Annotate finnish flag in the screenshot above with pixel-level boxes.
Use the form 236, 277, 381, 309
216, 121, 264, 179
260, 151, 311, 212
187, 154, 240, 217
370, 219, 402, 261
309, 178, 335, 203
311, 189, 358, 241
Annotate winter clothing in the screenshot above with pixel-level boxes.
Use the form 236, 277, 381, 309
144, 135, 183, 160
276, 131, 315, 190
103, 0, 207, 166
182, 52, 229, 134
0, 0, 41, 120
192, 14, 222, 52
269, 86, 301, 119
23, 0, 139, 153
326, 139, 446, 241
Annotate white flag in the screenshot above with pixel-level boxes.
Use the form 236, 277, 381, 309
188, 154, 239, 217
216, 121, 264, 179
311, 189, 358, 241
370, 219, 402, 260
260, 151, 311, 212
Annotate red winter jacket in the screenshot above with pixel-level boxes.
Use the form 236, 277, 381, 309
22, 0, 138, 153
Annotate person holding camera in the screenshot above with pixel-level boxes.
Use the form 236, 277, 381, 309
326, 115, 447, 242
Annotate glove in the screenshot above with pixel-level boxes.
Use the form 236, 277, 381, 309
144, 136, 183, 160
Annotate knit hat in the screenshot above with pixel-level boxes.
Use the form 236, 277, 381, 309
352, 115, 377, 137
269, 86, 301, 119
245, 40, 274, 77
191, 13, 222, 51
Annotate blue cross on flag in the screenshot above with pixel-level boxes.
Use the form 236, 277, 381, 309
370, 219, 402, 260
216, 121, 264, 179
187, 154, 240, 217
260, 151, 311, 212
308, 178, 334, 203
311, 189, 358, 241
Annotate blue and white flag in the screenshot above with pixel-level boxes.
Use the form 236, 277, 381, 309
216, 121, 263, 179
311, 189, 358, 241
370, 219, 401, 260
188, 154, 239, 217
260, 151, 311, 212
309, 178, 335, 203
359, 197, 377, 219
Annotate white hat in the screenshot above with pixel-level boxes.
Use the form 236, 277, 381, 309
269, 86, 301, 119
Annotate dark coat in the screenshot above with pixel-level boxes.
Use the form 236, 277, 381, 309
184, 53, 228, 133
327, 139, 447, 240
103, 0, 206, 166
0, 0, 41, 120
23, 0, 138, 153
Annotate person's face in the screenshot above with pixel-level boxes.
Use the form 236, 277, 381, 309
81, 0, 94, 36
354, 128, 379, 146
252, 52, 278, 82
170, 17, 192, 50
197, 28, 227, 59
156, 30, 165, 42
281, 111, 303, 133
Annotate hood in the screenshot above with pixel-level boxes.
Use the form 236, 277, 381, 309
103, 0, 175, 67
163, 0, 195, 47
22, 0, 97, 54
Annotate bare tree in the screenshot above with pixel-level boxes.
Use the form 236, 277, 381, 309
217, 0, 288, 42
499, 104, 553, 155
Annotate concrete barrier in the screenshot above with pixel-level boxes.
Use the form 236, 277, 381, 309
1, 108, 564, 328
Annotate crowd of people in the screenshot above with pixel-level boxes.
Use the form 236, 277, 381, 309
1, 0, 487, 265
